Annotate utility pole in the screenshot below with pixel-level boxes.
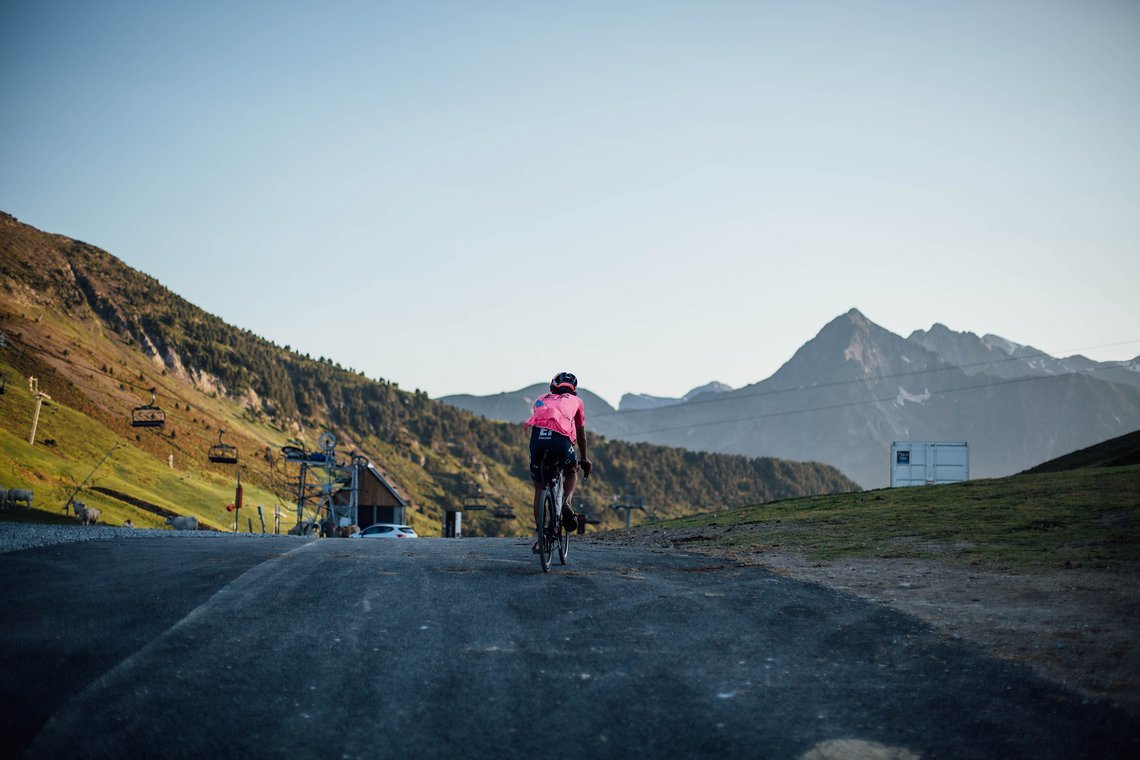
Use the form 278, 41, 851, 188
28, 376, 51, 445
611, 493, 647, 529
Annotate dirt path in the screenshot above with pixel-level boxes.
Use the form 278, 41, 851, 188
589, 525, 1140, 719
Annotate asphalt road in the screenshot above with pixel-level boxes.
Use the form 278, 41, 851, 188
1, 534, 1135, 759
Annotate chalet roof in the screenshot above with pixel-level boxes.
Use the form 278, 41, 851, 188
363, 463, 407, 507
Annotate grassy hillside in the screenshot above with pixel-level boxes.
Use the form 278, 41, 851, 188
1024, 429, 1140, 473
1, 212, 858, 535
654, 465, 1140, 571
0, 353, 273, 530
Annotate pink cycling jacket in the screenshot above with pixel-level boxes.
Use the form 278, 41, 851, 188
523, 393, 585, 442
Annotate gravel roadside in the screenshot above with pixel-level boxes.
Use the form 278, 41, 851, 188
0, 523, 312, 555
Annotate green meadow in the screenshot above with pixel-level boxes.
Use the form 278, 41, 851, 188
656, 465, 1140, 571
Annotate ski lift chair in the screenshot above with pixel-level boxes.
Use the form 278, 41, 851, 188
282, 444, 307, 461
462, 495, 488, 511
131, 388, 166, 428
208, 429, 239, 464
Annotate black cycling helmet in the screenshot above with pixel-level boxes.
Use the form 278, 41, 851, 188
550, 371, 578, 394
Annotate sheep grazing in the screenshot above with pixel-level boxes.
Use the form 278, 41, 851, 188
122, 519, 134, 528
288, 519, 317, 535
6, 488, 33, 509
164, 515, 199, 531
75, 503, 102, 525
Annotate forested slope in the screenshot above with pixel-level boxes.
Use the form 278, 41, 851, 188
1, 212, 858, 533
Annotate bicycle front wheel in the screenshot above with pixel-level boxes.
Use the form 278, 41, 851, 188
538, 489, 554, 572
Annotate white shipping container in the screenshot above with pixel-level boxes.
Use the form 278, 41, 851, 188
890, 442, 969, 487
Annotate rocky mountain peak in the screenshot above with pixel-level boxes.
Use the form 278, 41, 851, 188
767, 309, 942, 389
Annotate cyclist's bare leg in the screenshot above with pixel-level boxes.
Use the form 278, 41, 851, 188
562, 466, 577, 510
532, 480, 544, 531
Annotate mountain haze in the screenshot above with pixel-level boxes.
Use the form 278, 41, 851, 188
438, 384, 616, 422
0, 212, 857, 535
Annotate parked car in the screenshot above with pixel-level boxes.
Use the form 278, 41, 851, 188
350, 523, 418, 539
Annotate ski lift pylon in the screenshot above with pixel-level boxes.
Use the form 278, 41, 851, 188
131, 387, 166, 428
208, 428, 239, 465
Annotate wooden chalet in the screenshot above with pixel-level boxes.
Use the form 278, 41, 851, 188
333, 462, 408, 527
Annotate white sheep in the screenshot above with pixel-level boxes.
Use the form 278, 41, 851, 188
164, 515, 198, 531
76, 504, 101, 525
6, 488, 33, 509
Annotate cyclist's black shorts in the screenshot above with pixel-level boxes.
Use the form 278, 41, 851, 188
529, 427, 577, 482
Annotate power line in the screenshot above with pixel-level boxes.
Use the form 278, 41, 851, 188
591, 338, 1140, 422
598, 361, 1139, 438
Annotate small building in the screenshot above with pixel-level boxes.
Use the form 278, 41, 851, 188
890, 441, 969, 487
333, 463, 408, 527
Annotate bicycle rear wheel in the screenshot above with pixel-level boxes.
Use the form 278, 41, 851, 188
538, 488, 554, 572
557, 506, 569, 565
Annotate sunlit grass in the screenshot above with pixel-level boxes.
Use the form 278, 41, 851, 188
1, 355, 278, 531
656, 466, 1140, 571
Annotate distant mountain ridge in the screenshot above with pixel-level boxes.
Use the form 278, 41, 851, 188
619, 381, 734, 412
589, 309, 1140, 488
909, 323, 1140, 390
434, 308, 1140, 489
438, 383, 616, 422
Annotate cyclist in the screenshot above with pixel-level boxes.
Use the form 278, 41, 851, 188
524, 371, 593, 546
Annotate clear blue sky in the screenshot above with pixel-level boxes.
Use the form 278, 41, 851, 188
3, 1, 1138, 407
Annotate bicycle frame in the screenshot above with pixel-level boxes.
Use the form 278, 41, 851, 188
536, 453, 568, 572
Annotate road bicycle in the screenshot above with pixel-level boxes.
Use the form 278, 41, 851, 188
534, 453, 583, 572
